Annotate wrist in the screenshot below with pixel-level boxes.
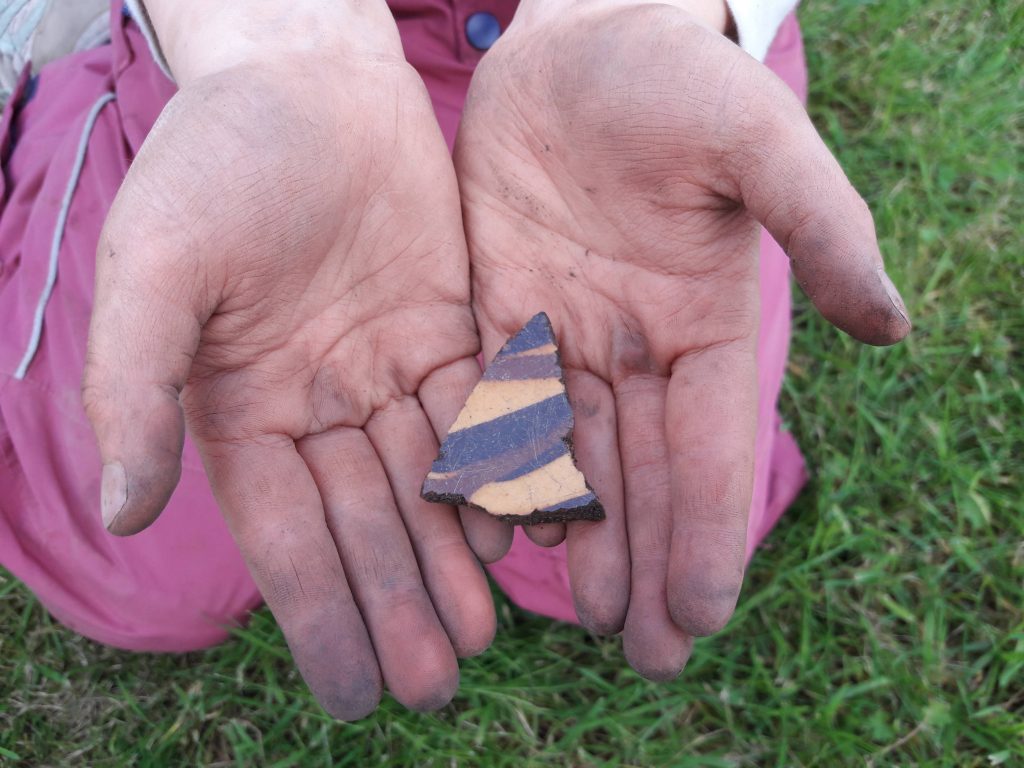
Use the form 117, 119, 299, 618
143, 0, 404, 85
665, 0, 730, 34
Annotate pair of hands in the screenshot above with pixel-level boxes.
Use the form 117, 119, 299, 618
82, 0, 909, 719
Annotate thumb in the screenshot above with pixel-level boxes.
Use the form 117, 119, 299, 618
82, 197, 212, 536
727, 70, 911, 346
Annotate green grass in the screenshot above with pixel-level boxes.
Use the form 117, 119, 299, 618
2, 1, 1021, 765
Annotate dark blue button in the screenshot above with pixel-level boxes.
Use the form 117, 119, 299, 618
465, 11, 501, 51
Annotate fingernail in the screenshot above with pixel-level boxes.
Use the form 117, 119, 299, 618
101, 462, 127, 530
878, 268, 911, 327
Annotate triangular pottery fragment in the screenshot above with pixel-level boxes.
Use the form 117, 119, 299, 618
421, 312, 605, 525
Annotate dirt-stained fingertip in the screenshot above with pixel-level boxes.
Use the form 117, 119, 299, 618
100, 460, 182, 536
792, 261, 913, 348
287, 618, 385, 722
622, 639, 693, 683
314, 671, 383, 722
443, 563, 498, 659
573, 595, 626, 637
524, 522, 567, 548
100, 461, 128, 531
667, 585, 741, 638
875, 268, 913, 343
622, 605, 695, 684
827, 297, 912, 348
459, 507, 513, 563
394, 668, 460, 713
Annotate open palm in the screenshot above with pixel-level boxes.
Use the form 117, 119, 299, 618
83, 56, 504, 718
456, 4, 910, 678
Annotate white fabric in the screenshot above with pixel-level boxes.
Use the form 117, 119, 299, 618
726, 0, 799, 61
31, 0, 109, 71
124, 0, 172, 80
0, 0, 47, 100
0, 0, 110, 101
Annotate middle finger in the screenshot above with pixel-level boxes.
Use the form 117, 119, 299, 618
615, 374, 694, 680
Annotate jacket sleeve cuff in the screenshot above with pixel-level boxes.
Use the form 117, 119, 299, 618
725, 0, 799, 61
127, 1, 801, 84
124, 0, 174, 81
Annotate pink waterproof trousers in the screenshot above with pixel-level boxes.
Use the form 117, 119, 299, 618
0, 2, 808, 650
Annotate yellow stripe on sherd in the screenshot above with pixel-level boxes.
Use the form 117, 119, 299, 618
448, 378, 564, 433
468, 454, 589, 516
511, 343, 557, 357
